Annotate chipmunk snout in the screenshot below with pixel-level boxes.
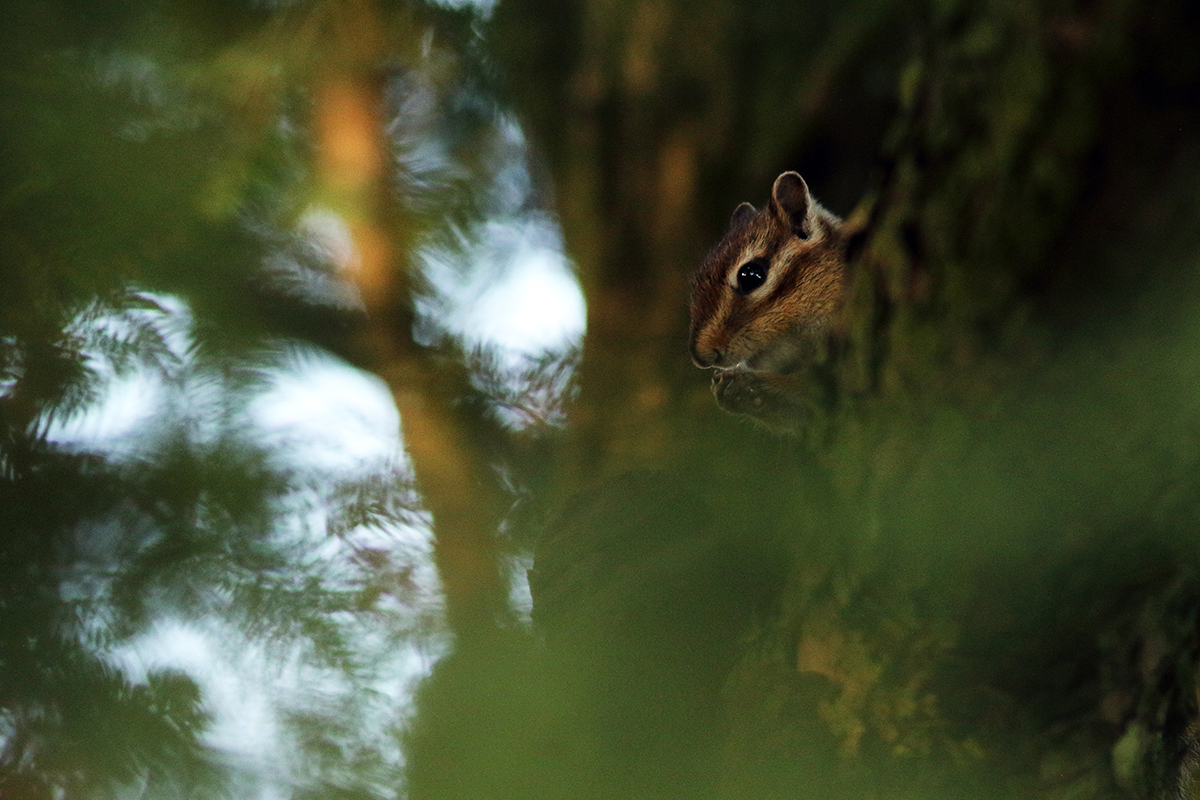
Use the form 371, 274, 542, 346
690, 342, 724, 369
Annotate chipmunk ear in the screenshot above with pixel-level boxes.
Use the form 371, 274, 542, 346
770, 171, 815, 238
729, 202, 757, 229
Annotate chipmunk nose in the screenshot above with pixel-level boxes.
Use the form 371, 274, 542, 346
691, 344, 723, 369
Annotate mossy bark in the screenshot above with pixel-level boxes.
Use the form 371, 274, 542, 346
497, 0, 1200, 798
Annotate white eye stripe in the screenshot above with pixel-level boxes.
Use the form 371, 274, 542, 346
727, 251, 783, 296
726, 244, 765, 289
727, 235, 812, 299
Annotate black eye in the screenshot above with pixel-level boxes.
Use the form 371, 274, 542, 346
736, 258, 768, 294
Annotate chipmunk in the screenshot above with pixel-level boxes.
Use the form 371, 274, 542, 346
689, 172, 850, 433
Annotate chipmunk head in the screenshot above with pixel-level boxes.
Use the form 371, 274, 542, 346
689, 172, 849, 428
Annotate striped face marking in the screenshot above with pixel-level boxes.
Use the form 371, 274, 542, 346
689, 185, 842, 373
723, 235, 806, 302
734, 258, 768, 294
694, 233, 833, 367
726, 236, 772, 292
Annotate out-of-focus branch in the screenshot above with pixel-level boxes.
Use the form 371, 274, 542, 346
308, 3, 509, 637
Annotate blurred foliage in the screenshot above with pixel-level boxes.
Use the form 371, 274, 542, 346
0, 1, 489, 796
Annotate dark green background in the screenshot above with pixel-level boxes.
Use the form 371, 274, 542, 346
3, 1, 1200, 798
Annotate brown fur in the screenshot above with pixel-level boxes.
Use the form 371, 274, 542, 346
688, 172, 849, 432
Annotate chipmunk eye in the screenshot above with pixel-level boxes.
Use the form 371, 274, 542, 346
736, 259, 768, 294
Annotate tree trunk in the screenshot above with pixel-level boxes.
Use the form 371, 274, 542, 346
496, 0, 1200, 797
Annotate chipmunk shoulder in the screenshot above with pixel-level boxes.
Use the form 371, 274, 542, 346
688, 171, 851, 433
